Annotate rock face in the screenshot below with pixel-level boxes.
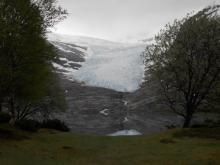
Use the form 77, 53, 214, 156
124, 85, 183, 135
55, 75, 128, 135
55, 74, 183, 135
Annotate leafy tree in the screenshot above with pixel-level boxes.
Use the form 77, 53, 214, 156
34, 0, 68, 29
144, 5, 220, 127
0, 0, 67, 124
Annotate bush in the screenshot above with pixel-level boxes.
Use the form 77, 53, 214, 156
191, 124, 207, 128
0, 112, 11, 123
173, 127, 220, 139
42, 119, 69, 132
15, 119, 69, 132
166, 124, 177, 129
191, 120, 220, 128
15, 119, 41, 132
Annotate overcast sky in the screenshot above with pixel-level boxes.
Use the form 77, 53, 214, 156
52, 0, 219, 42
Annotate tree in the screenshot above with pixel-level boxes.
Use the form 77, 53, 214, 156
144, 5, 220, 127
0, 0, 67, 124
34, 0, 68, 29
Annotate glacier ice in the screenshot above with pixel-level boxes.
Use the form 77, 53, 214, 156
48, 33, 146, 92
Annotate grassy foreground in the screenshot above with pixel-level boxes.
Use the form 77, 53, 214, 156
0, 124, 220, 165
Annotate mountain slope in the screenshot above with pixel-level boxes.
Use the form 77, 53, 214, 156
47, 33, 180, 135
46, 33, 220, 135
47, 34, 129, 134
48, 33, 145, 92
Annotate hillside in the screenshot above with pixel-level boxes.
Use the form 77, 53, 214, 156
45, 33, 220, 136
46, 34, 180, 135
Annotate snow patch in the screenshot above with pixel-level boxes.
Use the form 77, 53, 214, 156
52, 42, 73, 53
100, 109, 109, 116
52, 62, 75, 73
123, 117, 129, 123
108, 129, 142, 136
123, 100, 128, 106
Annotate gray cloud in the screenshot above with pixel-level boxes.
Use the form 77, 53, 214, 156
53, 0, 218, 42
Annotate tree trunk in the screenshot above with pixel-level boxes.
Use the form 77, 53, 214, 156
9, 97, 16, 126
0, 102, 2, 112
183, 116, 192, 128
0, 97, 3, 112
183, 108, 193, 128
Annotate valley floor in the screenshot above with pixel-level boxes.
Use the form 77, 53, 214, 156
0, 124, 220, 165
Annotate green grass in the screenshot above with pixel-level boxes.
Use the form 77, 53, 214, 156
0, 124, 220, 165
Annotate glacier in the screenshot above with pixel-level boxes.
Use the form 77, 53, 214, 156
48, 33, 146, 92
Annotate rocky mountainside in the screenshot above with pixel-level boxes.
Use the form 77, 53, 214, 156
48, 34, 186, 135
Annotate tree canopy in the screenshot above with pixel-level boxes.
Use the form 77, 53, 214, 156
0, 0, 67, 123
144, 5, 220, 127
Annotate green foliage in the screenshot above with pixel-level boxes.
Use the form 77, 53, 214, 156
191, 119, 220, 128
14, 118, 69, 132
15, 119, 41, 132
204, 83, 220, 112
173, 127, 220, 139
42, 119, 69, 132
35, 0, 68, 29
0, 0, 67, 121
0, 112, 11, 123
144, 5, 220, 127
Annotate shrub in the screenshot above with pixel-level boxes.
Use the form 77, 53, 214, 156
0, 112, 11, 123
166, 124, 177, 129
191, 120, 220, 128
191, 124, 207, 128
42, 119, 69, 132
15, 119, 41, 132
173, 127, 220, 139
